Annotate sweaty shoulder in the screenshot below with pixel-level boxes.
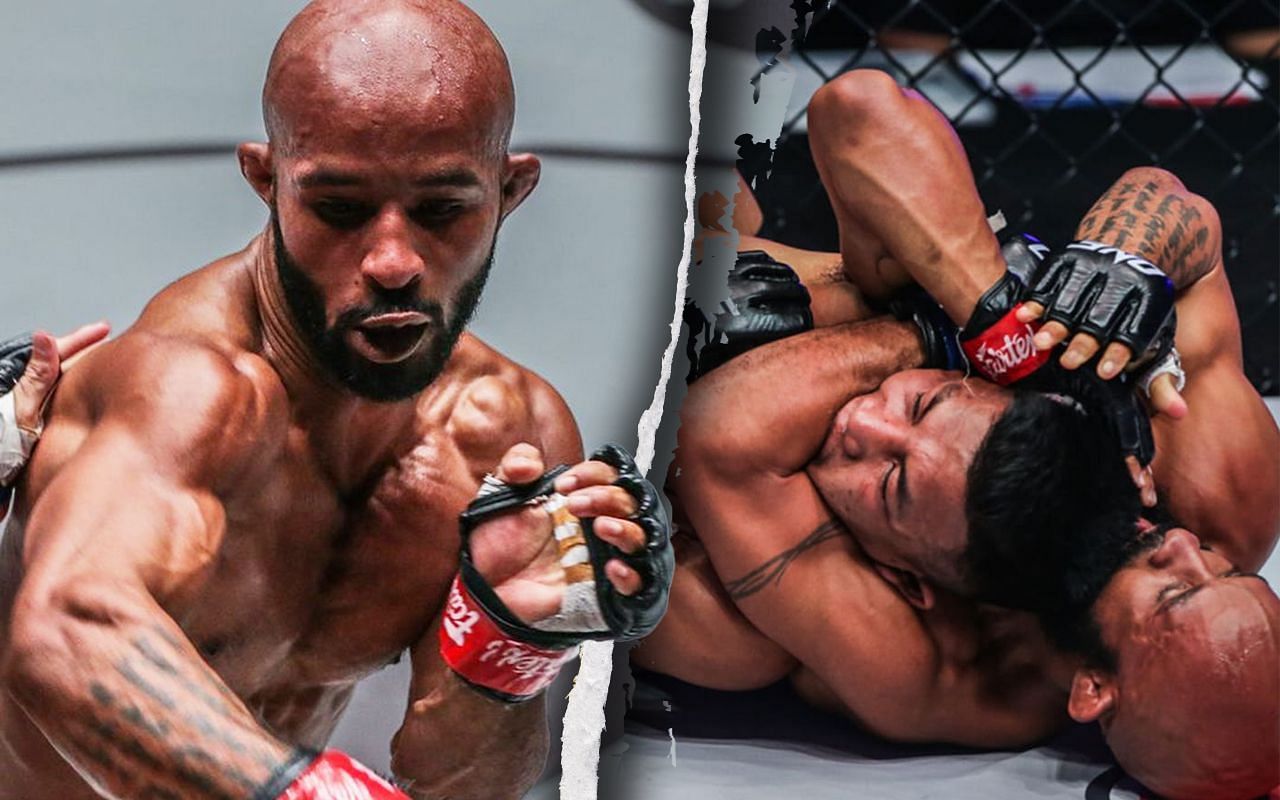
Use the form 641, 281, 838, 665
61, 331, 289, 492
444, 335, 582, 467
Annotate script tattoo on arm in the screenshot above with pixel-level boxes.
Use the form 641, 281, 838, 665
724, 519, 844, 601
1075, 172, 1216, 290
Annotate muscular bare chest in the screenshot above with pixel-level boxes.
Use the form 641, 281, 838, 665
172, 424, 482, 701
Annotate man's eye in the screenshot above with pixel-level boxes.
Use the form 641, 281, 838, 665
409, 201, 465, 227
313, 200, 372, 228
910, 392, 924, 424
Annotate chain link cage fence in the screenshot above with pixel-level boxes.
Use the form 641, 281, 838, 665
750, 0, 1279, 393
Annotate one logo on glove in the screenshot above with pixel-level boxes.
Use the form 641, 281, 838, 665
1066, 240, 1164, 277
438, 577, 576, 700
961, 304, 1051, 384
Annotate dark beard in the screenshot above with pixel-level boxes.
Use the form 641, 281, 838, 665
272, 212, 493, 401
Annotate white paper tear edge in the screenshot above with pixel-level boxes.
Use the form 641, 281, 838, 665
556, 2, 710, 798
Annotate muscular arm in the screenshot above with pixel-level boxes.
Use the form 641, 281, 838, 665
1080, 168, 1280, 565
806, 70, 1005, 319
391, 372, 582, 800
3, 336, 295, 800
674, 323, 1057, 746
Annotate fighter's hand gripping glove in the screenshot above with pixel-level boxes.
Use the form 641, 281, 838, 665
956, 233, 1054, 384
259, 749, 409, 799
686, 250, 813, 381
1027, 240, 1176, 373
440, 444, 673, 703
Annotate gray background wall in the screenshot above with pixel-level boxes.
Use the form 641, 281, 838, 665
0, 0, 692, 791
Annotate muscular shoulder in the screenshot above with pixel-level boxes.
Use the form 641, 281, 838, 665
444, 335, 582, 467
63, 331, 288, 489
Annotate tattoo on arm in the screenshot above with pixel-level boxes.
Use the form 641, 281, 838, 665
724, 520, 844, 601
1075, 177, 1217, 289
43, 623, 289, 800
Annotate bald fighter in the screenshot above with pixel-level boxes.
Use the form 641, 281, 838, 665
0, 3, 671, 799
640, 71, 1278, 799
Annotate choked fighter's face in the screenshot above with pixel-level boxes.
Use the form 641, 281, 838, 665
806, 370, 1010, 579
273, 211, 493, 401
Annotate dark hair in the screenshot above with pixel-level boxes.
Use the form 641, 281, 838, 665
961, 372, 1144, 616
1041, 513, 1175, 668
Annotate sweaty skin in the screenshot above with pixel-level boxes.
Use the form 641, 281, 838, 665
641, 71, 1277, 764
0, 3, 648, 799
639, 319, 1071, 747
804, 69, 1279, 571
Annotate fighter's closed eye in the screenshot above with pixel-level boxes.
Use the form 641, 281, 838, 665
1157, 569, 1264, 613
880, 462, 896, 523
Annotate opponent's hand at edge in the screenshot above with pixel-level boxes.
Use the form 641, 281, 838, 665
10, 322, 110, 429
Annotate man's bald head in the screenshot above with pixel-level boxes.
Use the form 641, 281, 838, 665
262, 0, 515, 159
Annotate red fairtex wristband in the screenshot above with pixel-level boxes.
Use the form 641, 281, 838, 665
439, 576, 575, 701
961, 303, 1051, 385
278, 751, 407, 799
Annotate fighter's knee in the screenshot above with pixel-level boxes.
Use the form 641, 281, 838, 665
809, 69, 906, 129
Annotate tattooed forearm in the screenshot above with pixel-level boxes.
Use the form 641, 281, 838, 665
10, 613, 291, 800
1075, 169, 1219, 290
724, 520, 845, 600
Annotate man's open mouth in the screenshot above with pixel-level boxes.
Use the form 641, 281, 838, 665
347, 312, 432, 363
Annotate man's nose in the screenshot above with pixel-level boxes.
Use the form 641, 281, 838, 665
844, 402, 907, 460
1150, 528, 1215, 581
361, 208, 425, 291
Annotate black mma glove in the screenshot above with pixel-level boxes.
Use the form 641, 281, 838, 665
1103, 375, 1157, 467
887, 286, 966, 371
439, 444, 672, 702
0, 334, 33, 395
1001, 232, 1052, 286
958, 233, 1055, 384
686, 250, 813, 381
1027, 240, 1176, 373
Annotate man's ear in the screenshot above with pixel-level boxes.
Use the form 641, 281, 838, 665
1067, 668, 1118, 723
500, 153, 541, 219
237, 142, 274, 206
873, 563, 936, 610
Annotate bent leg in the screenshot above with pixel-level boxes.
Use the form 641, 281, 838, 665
807, 70, 1005, 320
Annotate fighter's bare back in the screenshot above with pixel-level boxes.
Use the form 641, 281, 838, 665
0, 235, 580, 798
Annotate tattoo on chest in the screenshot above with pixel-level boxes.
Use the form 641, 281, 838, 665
724, 519, 844, 601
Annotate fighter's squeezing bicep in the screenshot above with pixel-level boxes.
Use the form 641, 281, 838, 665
675, 430, 1063, 747
670, 313, 1065, 747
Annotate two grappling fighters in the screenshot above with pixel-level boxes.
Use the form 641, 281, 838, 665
0, 2, 673, 799
640, 70, 1279, 800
